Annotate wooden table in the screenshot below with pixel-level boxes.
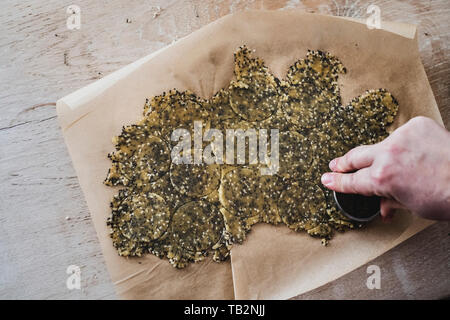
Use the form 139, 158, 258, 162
0, 0, 448, 299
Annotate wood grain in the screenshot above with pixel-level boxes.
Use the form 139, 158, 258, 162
0, 0, 448, 299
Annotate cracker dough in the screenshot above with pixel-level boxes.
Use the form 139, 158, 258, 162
105, 46, 399, 268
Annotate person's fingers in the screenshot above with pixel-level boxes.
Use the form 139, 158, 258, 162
380, 198, 405, 223
329, 145, 376, 173
321, 168, 374, 195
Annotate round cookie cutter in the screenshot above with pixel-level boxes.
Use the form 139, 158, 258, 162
333, 191, 380, 222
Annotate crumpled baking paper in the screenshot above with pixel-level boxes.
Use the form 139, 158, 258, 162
56, 10, 442, 299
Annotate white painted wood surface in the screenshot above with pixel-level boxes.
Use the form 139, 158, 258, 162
0, 0, 448, 299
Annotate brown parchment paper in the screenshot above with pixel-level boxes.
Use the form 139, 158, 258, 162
56, 10, 443, 300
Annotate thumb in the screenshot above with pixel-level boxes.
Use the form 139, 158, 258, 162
380, 198, 405, 223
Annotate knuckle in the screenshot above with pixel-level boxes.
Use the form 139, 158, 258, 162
333, 174, 343, 189
342, 152, 354, 169
348, 174, 359, 193
370, 164, 394, 188
335, 173, 353, 193
342, 146, 363, 169
385, 142, 405, 156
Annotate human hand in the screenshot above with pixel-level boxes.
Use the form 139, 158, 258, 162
321, 116, 450, 221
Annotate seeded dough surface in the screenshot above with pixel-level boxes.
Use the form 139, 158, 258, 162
105, 46, 399, 268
